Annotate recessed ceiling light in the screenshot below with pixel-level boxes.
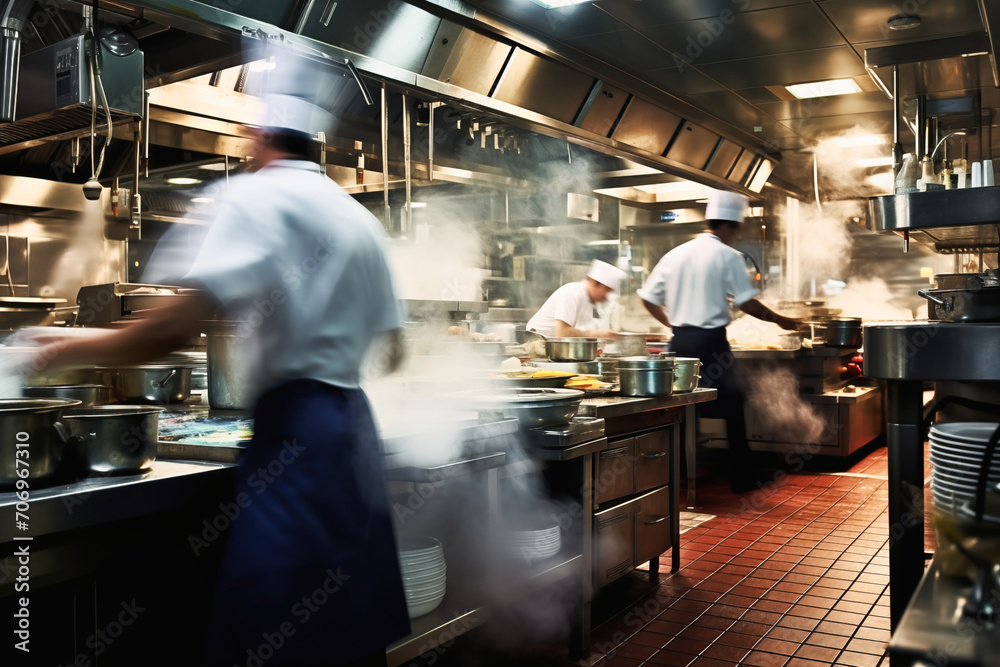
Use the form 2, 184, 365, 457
167, 177, 203, 186
785, 79, 862, 99
529, 0, 590, 7
887, 14, 921, 30
857, 157, 894, 168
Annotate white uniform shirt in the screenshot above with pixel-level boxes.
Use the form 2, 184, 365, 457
526, 281, 595, 336
185, 160, 401, 394
637, 233, 758, 329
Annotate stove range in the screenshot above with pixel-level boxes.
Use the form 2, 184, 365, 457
524, 416, 605, 449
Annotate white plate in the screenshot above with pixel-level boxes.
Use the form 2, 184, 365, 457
931, 422, 1000, 443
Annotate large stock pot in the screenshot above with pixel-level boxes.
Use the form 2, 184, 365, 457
0, 398, 80, 484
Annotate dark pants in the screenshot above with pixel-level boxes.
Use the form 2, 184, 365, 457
203, 380, 410, 667
670, 326, 753, 485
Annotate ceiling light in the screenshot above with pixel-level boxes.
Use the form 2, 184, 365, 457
832, 135, 887, 148
529, 0, 590, 7
785, 79, 862, 99
887, 14, 921, 30
167, 177, 203, 186
857, 156, 894, 167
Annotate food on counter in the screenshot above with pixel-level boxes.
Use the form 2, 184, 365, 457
530, 370, 577, 378
564, 376, 606, 390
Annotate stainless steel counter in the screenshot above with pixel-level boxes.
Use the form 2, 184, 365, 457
0, 460, 233, 543
577, 387, 717, 418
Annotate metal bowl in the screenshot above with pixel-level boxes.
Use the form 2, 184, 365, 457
545, 338, 598, 362
23, 384, 114, 406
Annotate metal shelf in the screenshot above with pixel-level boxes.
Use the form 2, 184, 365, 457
867, 187, 1000, 253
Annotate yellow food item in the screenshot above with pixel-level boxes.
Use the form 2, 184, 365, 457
565, 376, 604, 389
531, 370, 577, 378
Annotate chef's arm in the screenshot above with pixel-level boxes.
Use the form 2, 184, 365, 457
381, 329, 405, 375
641, 299, 671, 328
738, 299, 800, 330
554, 320, 618, 339
28, 293, 215, 375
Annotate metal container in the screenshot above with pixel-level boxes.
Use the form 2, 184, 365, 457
919, 288, 1000, 323
671, 358, 702, 393
62, 405, 163, 473
23, 384, 114, 406
615, 356, 676, 370
0, 398, 80, 484
99, 366, 193, 404
806, 317, 863, 348
935, 273, 1000, 290
619, 367, 675, 397
206, 333, 253, 410
470, 387, 584, 428
602, 333, 648, 356
545, 337, 598, 362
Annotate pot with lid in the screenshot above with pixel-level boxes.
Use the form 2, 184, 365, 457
0, 398, 80, 485
469, 387, 584, 427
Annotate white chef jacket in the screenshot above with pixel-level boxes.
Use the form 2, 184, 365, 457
526, 281, 596, 336
637, 233, 759, 329
184, 160, 401, 393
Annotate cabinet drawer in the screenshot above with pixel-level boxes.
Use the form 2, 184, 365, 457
635, 430, 671, 493
595, 440, 635, 505
595, 503, 634, 588
634, 486, 671, 565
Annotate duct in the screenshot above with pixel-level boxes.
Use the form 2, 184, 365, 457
0, 0, 34, 123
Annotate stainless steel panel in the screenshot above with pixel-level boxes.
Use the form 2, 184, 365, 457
595, 439, 635, 505
421, 24, 511, 96
864, 322, 1000, 381
594, 502, 633, 588
0, 27, 19, 123
867, 187, 1000, 233
642, 66, 727, 96
707, 139, 742, 178
634, 486, 671, 564
638, 4, 843, 64
823, 0, 983, 45
470, 0, 629, 39
755, 91, 894, 123
597, 0, 811, 25
666, 121, 719, 171
635, 430, 670, 494
612, 97, 681, 155
579, 82, 628, 137
493, 48, 595, 125
562, 29, 674, 77
747, 158, 774, 192
729, 150, 756, 184
697, 46, 866, 89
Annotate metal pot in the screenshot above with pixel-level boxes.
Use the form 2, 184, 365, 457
0, 398, 81, 484
919, 287, 1000, 323
61, 405, 163, 473
616, 356, 676, 370
935, 273, 1000, 290
602, 333, 648, 356
671, 358, 702, 393
806, 317, 863, 348
23, 384, 114, 406
206, 333, 253, 410
470, 387, 584, 428
619, 367, 675, 397
545, 337, 598, 362
99, 366, 193, 404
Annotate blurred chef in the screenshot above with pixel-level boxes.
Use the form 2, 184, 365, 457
526, 259, 627, 338
28, 50, 409, 667
638, 189, 799, 493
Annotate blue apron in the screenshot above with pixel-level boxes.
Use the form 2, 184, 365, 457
204, 379, 409, 666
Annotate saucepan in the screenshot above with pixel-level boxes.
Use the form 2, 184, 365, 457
0, 398, 81, 485
58, 405, 163, 473
98, 365, 193, 404
803, 317, 863, 348
543, 337, 598, 362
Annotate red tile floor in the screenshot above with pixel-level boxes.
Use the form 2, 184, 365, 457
582, 442, 917, 667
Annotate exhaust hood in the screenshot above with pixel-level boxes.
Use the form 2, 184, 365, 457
2, 33, 144, 148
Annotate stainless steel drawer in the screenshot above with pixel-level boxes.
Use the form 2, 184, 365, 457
634, 486, 671, 565
595, 440, 635, 505
595, 503, 634, 588
635, 429, 671, 493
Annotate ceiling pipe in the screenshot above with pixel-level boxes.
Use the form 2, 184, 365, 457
0, 0, 35, 123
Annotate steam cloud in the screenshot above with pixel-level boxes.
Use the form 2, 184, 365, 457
744, 368, 825, 444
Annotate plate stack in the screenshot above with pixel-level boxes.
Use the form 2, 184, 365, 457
929, 422, 1000, 519
506, 523, 561, 564
398, 536, 447, 619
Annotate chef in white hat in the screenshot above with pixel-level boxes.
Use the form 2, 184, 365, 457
27, 48, 410, 667
526, 259, 627, 338
637, 188, 799, 493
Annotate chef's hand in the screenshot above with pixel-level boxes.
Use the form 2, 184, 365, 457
777, 316, 803, 331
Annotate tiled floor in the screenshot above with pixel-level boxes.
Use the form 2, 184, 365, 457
583, 443, 902, 667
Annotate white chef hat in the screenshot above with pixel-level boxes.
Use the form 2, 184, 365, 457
705, 189, 748, 223
258, 48, 337, 138
587, 260, 627, 290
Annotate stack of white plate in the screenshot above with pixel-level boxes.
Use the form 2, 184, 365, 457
398, 536, 447, 619
506, 524, 561, 563
930, 422, 1000, 519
